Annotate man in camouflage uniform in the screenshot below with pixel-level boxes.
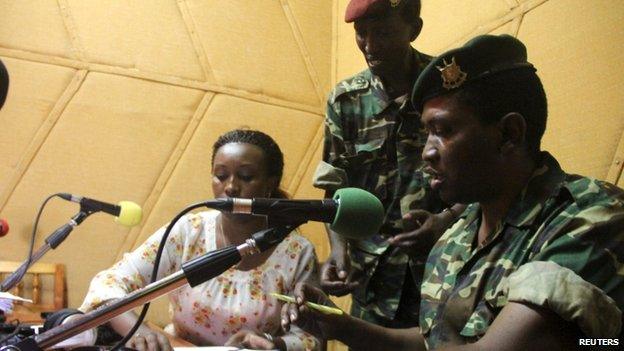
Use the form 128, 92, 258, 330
284, 35, 624, 350
313, 0, 461, 328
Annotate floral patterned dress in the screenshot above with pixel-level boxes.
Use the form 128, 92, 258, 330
80, 210, 320, 351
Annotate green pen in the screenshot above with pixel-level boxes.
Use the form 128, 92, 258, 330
270, 292, 343, 315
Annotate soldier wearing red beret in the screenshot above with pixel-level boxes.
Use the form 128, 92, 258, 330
313, 0, 465, 332
287, 33, 624, 351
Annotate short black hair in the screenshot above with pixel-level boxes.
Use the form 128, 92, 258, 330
451, 68, 548, 155
0, 59, 8, 108
400, 0, 421, 24
212, 129, 286, 197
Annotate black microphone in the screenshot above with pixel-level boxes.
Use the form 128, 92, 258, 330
204, 187, 384, 240
58, 194, 142, 227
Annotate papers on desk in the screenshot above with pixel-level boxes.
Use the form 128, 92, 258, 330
0, 291, 33, 303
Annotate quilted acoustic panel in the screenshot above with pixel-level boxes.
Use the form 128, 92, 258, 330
185, 0, 322, 106
64, 0, 205, 80
288, 0, 334, 95
0, 1, 74, 58
519, 0, 624, 179
419, 0, 514, 53
0, 58, 76, 191
1, 72, 204, 306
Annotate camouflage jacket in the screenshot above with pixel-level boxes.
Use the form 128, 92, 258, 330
313, 49, 444, 324
420, 152, 624, 348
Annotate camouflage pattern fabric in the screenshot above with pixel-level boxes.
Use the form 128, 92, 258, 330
313, 49, 445, 325
419, 152, 624, 348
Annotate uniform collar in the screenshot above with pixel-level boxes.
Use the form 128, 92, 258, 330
369, 48, 430, 111
459, 152, 569, 229
504, 152, 568, 227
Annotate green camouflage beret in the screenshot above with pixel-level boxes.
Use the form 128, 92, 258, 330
411, 34, 536, 112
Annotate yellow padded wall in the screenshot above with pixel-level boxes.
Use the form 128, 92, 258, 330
0, 0, 331, 328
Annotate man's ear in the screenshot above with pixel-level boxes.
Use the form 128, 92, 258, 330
410, 18, 423, 41
498, 112, 527, 155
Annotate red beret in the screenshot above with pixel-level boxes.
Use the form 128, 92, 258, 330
345, 0, 402, 23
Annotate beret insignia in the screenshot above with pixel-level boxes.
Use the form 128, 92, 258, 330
436, 57, 467, 90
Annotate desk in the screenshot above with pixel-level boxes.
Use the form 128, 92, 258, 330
3, 306, 46, 324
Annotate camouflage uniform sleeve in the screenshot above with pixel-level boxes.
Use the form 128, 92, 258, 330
312, 97, 348, 191
506, 261, 621, 337
507, 191, 624, 338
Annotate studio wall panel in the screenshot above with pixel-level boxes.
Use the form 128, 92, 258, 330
518, 0, 624, 179
287, 0, 334, 96
185, 0, 321, 106
0, 58, 76, 192
1, 72, 205, 306
0, 0, 74, 58
64, 0, 205, 80
419, 0, 514, 53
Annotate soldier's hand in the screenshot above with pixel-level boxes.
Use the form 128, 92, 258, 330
320, 242, 358, 296
387, 209, 449, 257
281, 283, 344, 341
225, 330, 284, 350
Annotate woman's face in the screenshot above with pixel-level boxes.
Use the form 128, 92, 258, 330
211, 142, 277, 199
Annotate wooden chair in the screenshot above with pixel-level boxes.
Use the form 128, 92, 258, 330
0, 261, 66, 323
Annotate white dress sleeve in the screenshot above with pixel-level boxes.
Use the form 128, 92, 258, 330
79, 215, 200, 312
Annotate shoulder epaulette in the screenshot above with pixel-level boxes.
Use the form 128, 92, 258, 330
329, 69, 371, 104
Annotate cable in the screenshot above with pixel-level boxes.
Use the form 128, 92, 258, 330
0, 320, 22, 345
110, 202, 207, 351
2, 194, 64, 292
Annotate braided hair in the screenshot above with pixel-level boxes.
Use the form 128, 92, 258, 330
212, 129, 286, 198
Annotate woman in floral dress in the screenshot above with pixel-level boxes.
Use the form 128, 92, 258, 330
80, 129, 321, 351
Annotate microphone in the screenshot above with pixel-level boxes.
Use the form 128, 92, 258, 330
0, 219, 8, 237
206, 187, 384, 240
58, 194, 142, 227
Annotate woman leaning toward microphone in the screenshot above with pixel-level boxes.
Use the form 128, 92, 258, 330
79, 129, 321, 351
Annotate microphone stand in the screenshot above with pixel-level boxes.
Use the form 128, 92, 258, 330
1, 210, 91, 292
0, 224, 297, 351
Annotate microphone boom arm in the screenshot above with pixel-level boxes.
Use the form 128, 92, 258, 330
0, 211, 90, 292
1, 224, 296, 351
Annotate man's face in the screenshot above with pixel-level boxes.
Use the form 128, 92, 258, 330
354, 13, 417, 78
421, 95, 503, 204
